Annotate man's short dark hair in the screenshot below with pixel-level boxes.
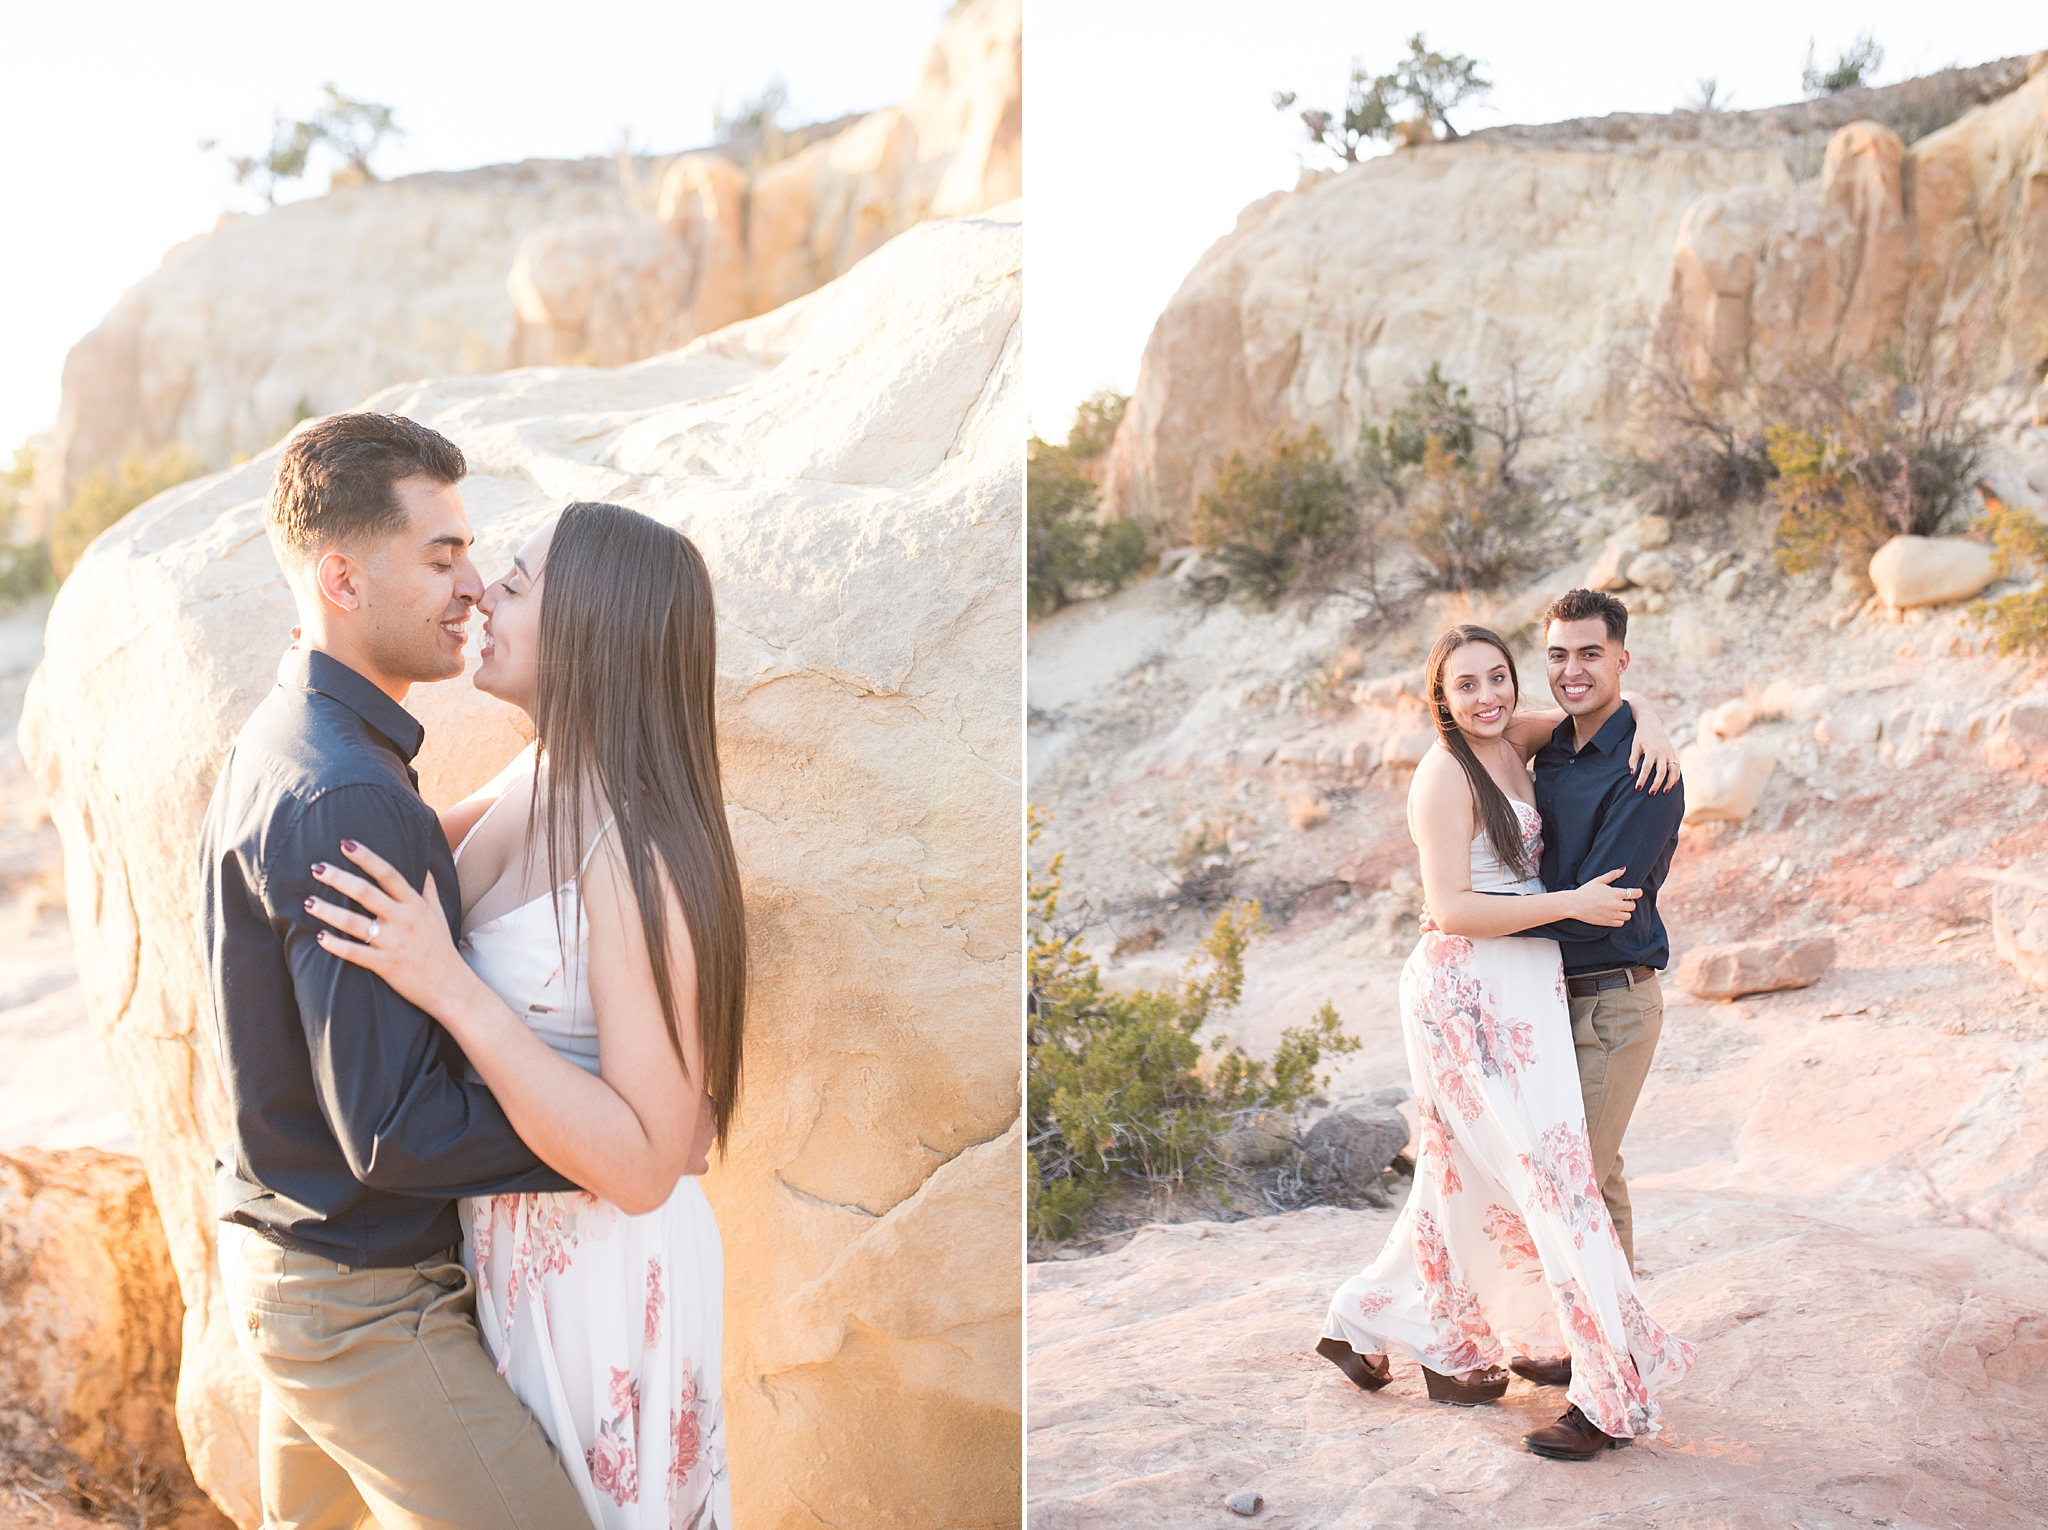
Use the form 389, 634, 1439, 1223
268, 413, 466, 565
1543, 587, 1629, 644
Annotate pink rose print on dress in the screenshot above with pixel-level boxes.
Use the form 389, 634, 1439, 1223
667, 1361, 712, 1503
587, 1421, 639, 1507
1416, 1099, 1464, 1197
1355, 1287, 1393, 1320
1413, 1209, 1498, 1374
645, 1257, 665, 1350
1517, 1122, 1608, 1248
1481, 1204, 1539, 1269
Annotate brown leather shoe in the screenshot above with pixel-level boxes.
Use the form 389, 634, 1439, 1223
1524, 1404, 1631, 1460
1315, 1336, 1393, 1392
1509, 1355, 1572, 1387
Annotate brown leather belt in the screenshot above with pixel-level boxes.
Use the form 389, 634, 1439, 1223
1564, 965, 1655, 998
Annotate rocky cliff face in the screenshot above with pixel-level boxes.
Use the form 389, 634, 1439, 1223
1105, 55, 2048, 541
33, 0, 1021, 528
21, 205, 1022, 1530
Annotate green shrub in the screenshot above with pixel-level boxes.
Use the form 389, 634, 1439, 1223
1801, 30, 1882, 97
1970, 495, 2048, 654
1355, 362, 1543, 593
1194, 427, 1353, 607
1764, 358, 1986, 577
53, 445, 200, 577
1274, 32, 1492, 162
1065, 387, 1128, 462
1028, 811, 1359, 1242
1614, 345, 1775, 519
0, 440, 54, 606
1027, 436, 1146, 618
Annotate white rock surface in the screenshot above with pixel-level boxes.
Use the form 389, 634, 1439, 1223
1868, 535, 1998, 610
1679, 743, 1777, 823
20, 210, 1022, 1530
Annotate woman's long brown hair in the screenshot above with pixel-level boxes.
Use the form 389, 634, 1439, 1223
529, 501, 747, 1152
1422, 623, 1534, 881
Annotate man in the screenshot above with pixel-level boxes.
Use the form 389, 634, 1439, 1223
200, 413, 589, 1528
1509, 587, 1687, 1458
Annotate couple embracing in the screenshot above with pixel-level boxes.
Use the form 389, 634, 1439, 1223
201, 412, 737, 1528
1316, 588, 1699, 1460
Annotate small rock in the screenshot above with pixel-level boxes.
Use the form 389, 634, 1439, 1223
1053, 1247, 1086, 1261
1585, 541, 1638, 591
1679, 743, 1777, 824
1369, 1084, 1412, 1107
1628, 549, 1677, 592
1992, 858, 2048, 993
1699, 698, 1757, 743
1698, 550, 1737, 580
1891, 867, 1928, 889
1675, 937, 1837, 999
1616, 515, 1672, 551
1759, 680, 1829, 724
1815, 713, 1880, 747
1867, 535, 1996, 610
1381, 731, 1436, 769
1219, 1121, 1299, 1169
1225, 1490, 1264, 1516
1710, 567, 1747, 602
1304, 1107, 1410, 1206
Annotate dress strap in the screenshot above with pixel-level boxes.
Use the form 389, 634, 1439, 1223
577, 817, 617, 877
452, 782, 523, 866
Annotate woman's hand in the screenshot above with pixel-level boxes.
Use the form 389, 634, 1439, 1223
1626, 700, 1681, 793
1564, 867, 1641, 928
306, 840, 477, 1021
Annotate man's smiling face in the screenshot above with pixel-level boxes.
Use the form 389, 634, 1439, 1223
1546, 615, 1628, 720
354, 475, 483, 685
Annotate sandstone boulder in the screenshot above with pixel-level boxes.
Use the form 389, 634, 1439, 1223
1219, 1119, 1299, 1169
1585, 542, 1637, 591
1759, 679, 1830, 723
1675, 937, 1837, 999
1992, 861, 2048, 993
1817, 713, 1882, 746
20, 209, 1022, 1529
1303, 1107, 1409, 1207
1615, 516, 1672, 551
1381, 731, 1436, 769
1680, 743, 1777, 823
0, 1148, 224, 1525
1673, 614, 1726, 661
1867, 535, 1998, 610
1699, 698, 1757, 744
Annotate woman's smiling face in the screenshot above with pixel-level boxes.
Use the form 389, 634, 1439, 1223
472, 519, 555, 713
1441, 639, 1517, 741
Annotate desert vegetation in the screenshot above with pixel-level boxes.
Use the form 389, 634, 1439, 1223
1027, 389, 1146, 617
1027, 813, 1358, 1243
1273, 33, 1491, 160
50, 446, 199, 579
0, 441, 53, 605
202, 85, 403, 203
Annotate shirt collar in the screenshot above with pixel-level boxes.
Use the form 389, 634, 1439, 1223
280, 649, 427, 763
1551, 700, 1636, 758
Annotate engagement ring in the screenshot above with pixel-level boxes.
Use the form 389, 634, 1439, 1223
365, 919, 381, 943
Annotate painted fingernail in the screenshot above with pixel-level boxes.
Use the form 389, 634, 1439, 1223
341, 840, 359, 853
304, 897, 316, 910
311, 862, 327, 874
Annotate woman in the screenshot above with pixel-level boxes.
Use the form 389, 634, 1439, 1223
1315, 623, 1695, 1452
305, 501, 743, 1528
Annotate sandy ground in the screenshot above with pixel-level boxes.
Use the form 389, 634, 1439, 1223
0, 597, 132, 1153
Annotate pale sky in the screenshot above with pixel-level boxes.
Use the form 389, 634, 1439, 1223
1025, 0, 2045, 441
0, 0, 950, 463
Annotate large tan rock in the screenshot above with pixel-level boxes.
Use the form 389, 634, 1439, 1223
1674, 937, 1837, 999
19, 209, 1022, 1529
1867, 535, 1998, 610
34, 0, 1020, 528
1679, 742, 1777, 823
1992, 861, 2048, 993
1103, 62, 2046, 539
0, 1148, 226, 1525
506, 0, 1020, 367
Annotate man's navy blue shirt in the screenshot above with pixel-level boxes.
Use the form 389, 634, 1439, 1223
1518, 702, 1686, 975
201, 649, 573, 1269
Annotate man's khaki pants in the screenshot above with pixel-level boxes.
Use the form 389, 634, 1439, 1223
1567, 971, 1664, 1273
220, 1222, 587, 1530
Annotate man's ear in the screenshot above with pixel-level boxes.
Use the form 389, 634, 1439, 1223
1617, 647, 1630, 677
314, 549, 362, 613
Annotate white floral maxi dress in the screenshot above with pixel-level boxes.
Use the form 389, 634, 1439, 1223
1321, 798, 1696, 1438
453, 800, 730, 1529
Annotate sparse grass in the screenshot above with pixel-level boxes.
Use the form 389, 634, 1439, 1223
52, 445, 200, 578
1970, 491, 2048, 655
